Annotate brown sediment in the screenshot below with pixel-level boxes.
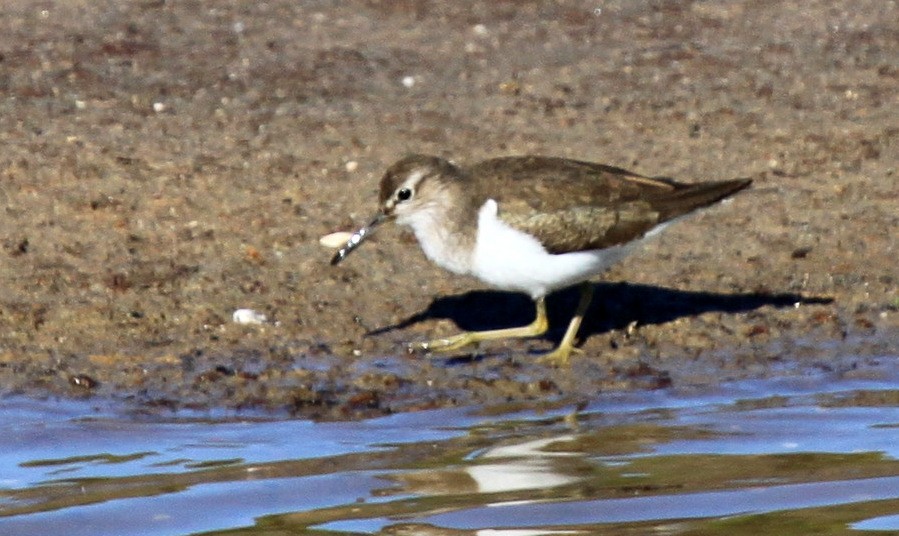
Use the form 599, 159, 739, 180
0, 0, 895, 420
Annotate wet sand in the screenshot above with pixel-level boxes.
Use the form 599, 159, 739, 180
0, 0, 895, 419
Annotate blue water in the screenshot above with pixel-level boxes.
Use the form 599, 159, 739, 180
1, 373, 897, 535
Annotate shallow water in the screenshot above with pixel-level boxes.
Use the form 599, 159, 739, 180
1, 373, 898, 536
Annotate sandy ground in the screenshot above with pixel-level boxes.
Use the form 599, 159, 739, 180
0, 0, 895, 419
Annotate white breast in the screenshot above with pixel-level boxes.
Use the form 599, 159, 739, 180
471, 199, 643, 299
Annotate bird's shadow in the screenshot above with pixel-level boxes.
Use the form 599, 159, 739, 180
367, 282, 833, 346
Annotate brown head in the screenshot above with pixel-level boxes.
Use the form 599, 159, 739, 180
331, 155, 467, 265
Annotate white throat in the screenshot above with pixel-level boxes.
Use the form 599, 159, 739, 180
397, 202, 474, 276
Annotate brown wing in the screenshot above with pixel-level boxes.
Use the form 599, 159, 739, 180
468, 156, 751, 254
469, 156, 681, 212
499, 201, 665, 254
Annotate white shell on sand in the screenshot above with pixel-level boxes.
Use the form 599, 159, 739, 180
319, 231, 353, 248
232, 308, 267, 324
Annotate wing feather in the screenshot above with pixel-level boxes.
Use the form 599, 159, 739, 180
470, 156, 750, 254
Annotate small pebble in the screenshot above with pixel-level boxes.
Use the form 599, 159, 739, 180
320, 231, 353, 248
152, 102, 166, 113
345, 160, 358, 172
232, 308, 267, 324
69, 374, 99, 390
401, 76, 415, 88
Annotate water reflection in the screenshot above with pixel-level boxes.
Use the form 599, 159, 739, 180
0, 374, 897, 536
853, 512, 899, 532
392, 435, 583, 497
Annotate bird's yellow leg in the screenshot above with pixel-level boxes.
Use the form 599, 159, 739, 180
412, 297, 549, 354
538, 282, 594, 366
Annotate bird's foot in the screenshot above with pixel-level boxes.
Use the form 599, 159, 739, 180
408, 332, 479, 355
536, 344, 583, 367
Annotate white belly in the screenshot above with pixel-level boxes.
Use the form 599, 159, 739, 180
471, 199, 648, 299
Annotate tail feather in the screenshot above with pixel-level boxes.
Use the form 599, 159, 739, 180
653, 178, 752, 221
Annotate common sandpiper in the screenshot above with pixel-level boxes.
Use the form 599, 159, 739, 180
331, 154, 751, 365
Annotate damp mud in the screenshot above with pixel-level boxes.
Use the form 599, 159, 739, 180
0, 0, 896, 419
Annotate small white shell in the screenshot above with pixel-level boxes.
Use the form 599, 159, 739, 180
232, 308, 267, 324
319, 231, 353, 248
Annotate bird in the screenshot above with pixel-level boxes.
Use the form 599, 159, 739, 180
331, 154, 751, 365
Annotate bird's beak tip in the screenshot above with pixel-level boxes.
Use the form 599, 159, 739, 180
329, 212, 388, 266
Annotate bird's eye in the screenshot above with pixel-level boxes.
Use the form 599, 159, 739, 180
396, 188, 412, 201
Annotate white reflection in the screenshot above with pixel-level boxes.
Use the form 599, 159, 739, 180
477, 529, 583, 535
392, 434, 584, 496
468, 435, 580, 493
